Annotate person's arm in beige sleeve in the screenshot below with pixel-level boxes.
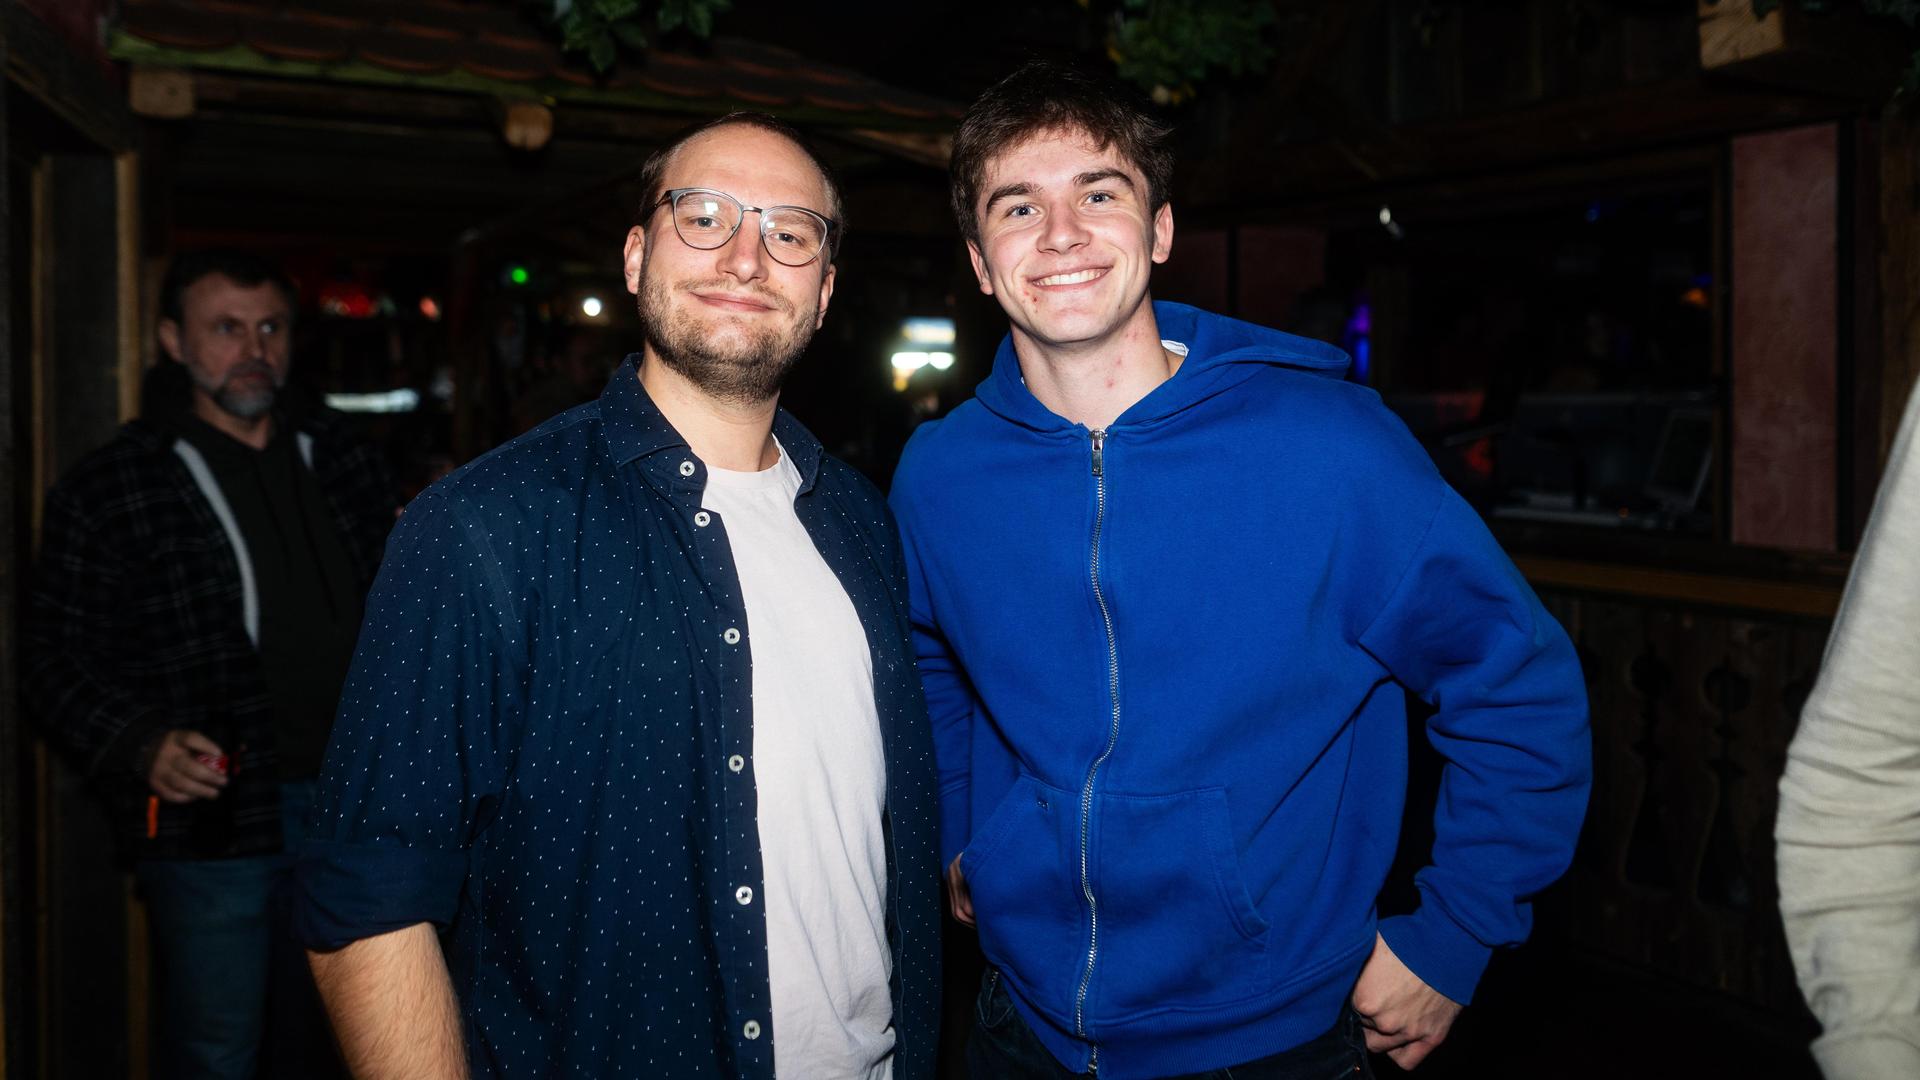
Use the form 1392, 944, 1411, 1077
1779, 380, 1920, 1080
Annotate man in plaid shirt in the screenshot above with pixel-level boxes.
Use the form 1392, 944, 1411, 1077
23, 250, 397, 1080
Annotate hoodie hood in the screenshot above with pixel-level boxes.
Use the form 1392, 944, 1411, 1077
973, 300, 1352, 433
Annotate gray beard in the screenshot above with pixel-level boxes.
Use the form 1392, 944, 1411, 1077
637, 272, 815, 407
191, 360, 281, 420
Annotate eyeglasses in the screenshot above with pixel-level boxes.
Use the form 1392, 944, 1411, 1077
650, 187, 838, 267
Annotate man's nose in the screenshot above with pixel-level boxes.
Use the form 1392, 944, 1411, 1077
717, 211, 770, 281
1040, 204, 1091, 253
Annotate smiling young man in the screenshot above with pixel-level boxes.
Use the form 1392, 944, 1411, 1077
889, 63, 1592, 1079
296, 115, 940, 1079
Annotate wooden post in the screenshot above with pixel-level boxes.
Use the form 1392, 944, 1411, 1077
1882, 103, 1920, 466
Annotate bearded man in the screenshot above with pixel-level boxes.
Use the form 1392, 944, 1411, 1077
294, 114, 941, 1080
24, 249, 397, 1079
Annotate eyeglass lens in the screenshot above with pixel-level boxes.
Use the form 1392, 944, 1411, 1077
670, 191, 827, 266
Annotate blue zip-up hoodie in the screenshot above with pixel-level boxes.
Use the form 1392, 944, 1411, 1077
890, 303, 1590, 1079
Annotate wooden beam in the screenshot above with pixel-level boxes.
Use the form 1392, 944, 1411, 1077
1181, 74, 1856, 208
4, 5, 135, 151
1698, 0, 1787, 71
1514, 554, 1842, 619
127, 66, 193, 120
497, 100, 554, 152
837, 128, 951, 169
0, 17, 13, 1074
1697, 0, 1908, 99
116, 154, 140, 424
1882, 103, 1920, 468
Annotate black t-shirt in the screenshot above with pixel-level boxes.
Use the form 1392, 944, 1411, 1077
174, 413, 363, 779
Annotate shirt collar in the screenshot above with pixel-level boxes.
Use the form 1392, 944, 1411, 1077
598, 354, 824, 495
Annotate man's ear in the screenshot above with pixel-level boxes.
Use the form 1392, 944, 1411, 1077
157, 319, 183, 363
814, 263, 836, 330
622, 226, 648, 295
1150, 202, 1174, 265
966, 241, 994, 296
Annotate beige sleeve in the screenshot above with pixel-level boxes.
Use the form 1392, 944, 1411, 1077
1778, 380, 1920, 1080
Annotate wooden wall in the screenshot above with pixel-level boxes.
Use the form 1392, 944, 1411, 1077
1542, 587, 1827, 1016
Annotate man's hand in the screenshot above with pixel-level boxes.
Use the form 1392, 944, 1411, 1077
146, 729, 230, 803
1350, 932, 1462, 1070
947, 854, 974, 926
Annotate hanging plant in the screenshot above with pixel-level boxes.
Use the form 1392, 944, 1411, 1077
1092, 0, 1278, 105
532, 0, 733, 74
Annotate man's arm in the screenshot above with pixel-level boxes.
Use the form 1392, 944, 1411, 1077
1777, 383, 1920, 1080
295, 491, 516, 1045
1353, 485, 1591, 1064
890, 476, 983, 877
22, 478, 179, 775
310, 923, 466, 1080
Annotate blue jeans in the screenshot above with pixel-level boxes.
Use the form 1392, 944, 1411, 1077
967, 968, 1373, 1080
135, 781, 338, 1080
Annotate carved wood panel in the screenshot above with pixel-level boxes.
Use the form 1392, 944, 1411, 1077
1540, 588, 1828, 1016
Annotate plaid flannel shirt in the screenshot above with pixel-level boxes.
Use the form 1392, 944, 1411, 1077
23, 408, 395, 860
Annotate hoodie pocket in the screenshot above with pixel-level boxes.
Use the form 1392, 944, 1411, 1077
1090, 786, 1272, 1018
960, 774, 1088, 1021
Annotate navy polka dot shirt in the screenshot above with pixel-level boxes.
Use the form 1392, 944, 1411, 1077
294, 358, 943, 1078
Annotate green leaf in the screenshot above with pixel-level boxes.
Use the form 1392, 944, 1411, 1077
588, 32, 616, 72
613, 20, 648, 48
689, 4, 713, 36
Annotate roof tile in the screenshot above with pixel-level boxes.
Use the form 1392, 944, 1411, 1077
245, 18, 354, 64
121, 2, 240, 51
356, 28, 461, 75
112, 1, 961, 124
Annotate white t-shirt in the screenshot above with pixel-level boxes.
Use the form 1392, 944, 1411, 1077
702, 443, 894, 1080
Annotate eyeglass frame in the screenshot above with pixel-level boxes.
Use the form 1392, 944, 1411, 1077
648, 187, 840, 267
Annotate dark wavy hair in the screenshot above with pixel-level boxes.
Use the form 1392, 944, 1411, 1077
632, 112, 845, 260
949, 61, 1174, 246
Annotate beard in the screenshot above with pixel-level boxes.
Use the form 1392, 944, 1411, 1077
190, 358, 283, 420
636, 268, 818, 407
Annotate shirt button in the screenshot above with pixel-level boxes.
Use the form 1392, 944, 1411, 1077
728, 754, 745, 773
679, 460, 696, 477
693, 510, 711, 527
735, 885, 753, 905
743, 1019, 762, 1040
723, 627, 741, 645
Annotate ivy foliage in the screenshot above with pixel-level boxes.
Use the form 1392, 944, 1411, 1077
533, 0, 733, 74
1097, 0, 1278, 104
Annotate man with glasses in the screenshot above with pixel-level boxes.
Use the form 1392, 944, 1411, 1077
890, 63, 1590, 1077
295, 113, 940, 1080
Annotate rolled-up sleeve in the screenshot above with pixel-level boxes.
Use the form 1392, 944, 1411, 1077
295, 490, 524, 950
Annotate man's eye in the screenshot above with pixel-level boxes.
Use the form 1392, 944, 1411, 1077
1007, 204, 1035, 218
260, 322, 282, 336
215, 320, 241, 334
1087, 192, 1113, 204
770, 231, 802, 247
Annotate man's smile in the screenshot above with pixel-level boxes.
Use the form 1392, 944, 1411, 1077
691, 289, 779, 312
1031, 267, 1110, 288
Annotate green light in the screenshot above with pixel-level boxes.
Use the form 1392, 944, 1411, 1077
509, 265, 529, 285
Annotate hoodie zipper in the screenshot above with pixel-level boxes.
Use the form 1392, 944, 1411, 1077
1075, 427, 1122, 1072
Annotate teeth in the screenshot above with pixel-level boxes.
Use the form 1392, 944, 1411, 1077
1036, 268, 1105, 286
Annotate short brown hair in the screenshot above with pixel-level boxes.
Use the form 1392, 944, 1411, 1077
633, 112, 845, 259
950, 61, 1174, 246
